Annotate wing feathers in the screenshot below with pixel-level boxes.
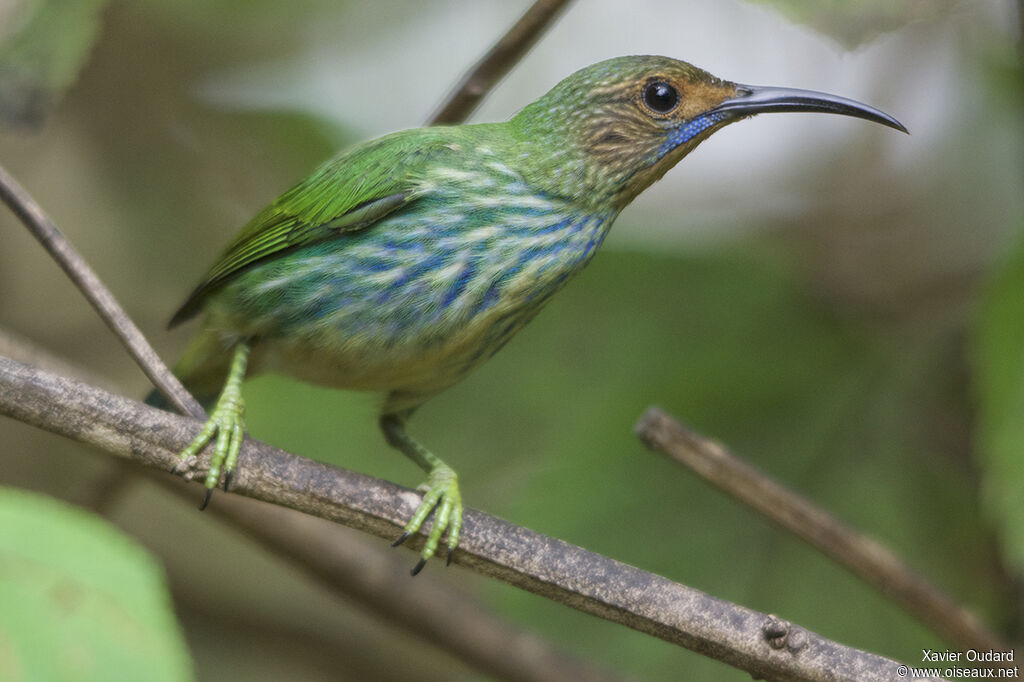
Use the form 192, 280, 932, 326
168, 130, 452, 328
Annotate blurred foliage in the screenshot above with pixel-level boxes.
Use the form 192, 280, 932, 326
748, 0, 961, 48
975, 226, 1024, 575
0, 1, 1022, 681
0, 487, 191, 681
0, 0, 108, 129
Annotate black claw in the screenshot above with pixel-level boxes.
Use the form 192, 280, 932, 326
199, 488, 213, 511
391, 532, 411, 548
410, 558, 427, 576
222, 470, 234, 493
446, 547, 454, 567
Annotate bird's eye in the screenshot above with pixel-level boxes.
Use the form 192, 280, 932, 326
642, 81, 679, 114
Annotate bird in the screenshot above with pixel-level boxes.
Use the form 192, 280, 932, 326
155, 55, 906, 574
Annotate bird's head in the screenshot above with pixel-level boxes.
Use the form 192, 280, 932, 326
511, 55, 906, 210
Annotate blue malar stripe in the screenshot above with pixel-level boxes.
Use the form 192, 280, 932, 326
657, 112, 728, 160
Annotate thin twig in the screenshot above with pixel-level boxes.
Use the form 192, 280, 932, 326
427, 0, 573, 125
635, 406, 1009, 655
0, 164, 204, 420
0, 355, 941, 682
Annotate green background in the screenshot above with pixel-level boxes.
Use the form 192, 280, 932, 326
1, 0, 1022, 679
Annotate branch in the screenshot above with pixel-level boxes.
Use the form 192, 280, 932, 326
0, 164, 204, 420
0, 355, 941, 682
173, 478, 624, 682
635, 406, 1008, 655
0, 330, 618, 682
427, 0, 573, 125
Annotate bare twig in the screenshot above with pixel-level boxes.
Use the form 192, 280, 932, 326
635, 406, 1008, 655
428, 0, 573, 125
0, 163, 204, 420
0, 355, 942, 682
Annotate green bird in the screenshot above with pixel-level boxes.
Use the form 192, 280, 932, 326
157, 55, 905, 574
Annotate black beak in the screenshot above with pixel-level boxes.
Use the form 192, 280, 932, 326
709, 84, 908, 134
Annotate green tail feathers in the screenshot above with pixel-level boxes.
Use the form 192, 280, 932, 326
144, 330, 234, 412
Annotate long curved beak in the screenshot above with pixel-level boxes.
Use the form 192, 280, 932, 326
709, 84, 908, 134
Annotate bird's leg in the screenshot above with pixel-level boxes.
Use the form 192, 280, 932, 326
178, 341, 250, 509
380, 412, 463, 575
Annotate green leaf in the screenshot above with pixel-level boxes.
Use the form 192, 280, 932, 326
0, 0, 108, 129
745, 0, 957, 48
974, 229, 1024, 574
0, 487, 191, 682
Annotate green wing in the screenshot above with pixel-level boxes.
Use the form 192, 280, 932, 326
168, 130, 451, 327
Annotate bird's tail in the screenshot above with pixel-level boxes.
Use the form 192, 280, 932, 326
144, 330, 233, 412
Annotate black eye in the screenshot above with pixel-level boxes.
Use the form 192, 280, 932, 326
643, 81, 679, 114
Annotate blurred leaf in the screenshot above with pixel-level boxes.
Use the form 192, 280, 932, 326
0, 0, 107, 129
0, 487, 191, 682
745, 0, 957, 48
974, 227, 1024, 575
980, 49, 1024, 116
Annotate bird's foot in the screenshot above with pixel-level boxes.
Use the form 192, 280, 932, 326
393, 463, 463, 575
176, 384, 245, 509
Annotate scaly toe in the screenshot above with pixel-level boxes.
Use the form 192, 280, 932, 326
396, 464, 463, 574
177, 394, 245, 504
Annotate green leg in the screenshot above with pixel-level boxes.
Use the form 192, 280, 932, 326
380, 413, 463, 575
179, 341, 250, 508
